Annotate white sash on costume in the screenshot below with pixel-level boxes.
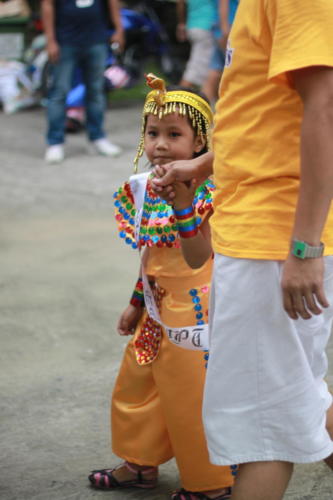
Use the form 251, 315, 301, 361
129, 173, 209, 351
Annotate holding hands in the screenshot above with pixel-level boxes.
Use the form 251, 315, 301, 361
151, 152, 214, 203
152, 163, 198, 208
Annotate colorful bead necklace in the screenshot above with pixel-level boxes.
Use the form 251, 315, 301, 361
113, 177, 214, 250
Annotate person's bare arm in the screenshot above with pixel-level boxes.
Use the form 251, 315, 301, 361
281, 66, 333, 320
108, 0, 125, 51
176, 0, 187, 42
151, 152, 214, 202
41, 0, 59, 63
219, 0, 230, 49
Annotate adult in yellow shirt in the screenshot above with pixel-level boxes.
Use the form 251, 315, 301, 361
152, 0, 333, 498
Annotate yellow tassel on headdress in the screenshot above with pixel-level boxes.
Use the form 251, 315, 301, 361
133, 73, 213, 172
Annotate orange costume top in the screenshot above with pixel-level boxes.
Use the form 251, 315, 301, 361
113, 177, 214, 363
210, 0, 333, 260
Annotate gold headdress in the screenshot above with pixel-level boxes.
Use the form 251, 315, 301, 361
134, 73, 213, 172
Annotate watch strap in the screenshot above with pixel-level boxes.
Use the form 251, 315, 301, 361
291, 240, 324, 259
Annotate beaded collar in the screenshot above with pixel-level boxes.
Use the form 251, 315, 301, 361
114, 177, 214, 250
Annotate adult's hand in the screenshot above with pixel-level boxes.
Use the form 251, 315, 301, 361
111, 28, 125, 52
47, 39, 60, 63
281, 255, 329, 320
176, 23, 187, 43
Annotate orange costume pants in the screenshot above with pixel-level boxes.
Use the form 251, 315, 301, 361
111, 315, 234, 491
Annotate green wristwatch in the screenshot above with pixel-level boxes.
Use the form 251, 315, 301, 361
291, 240, 324, 259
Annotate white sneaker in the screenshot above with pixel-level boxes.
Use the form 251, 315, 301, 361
92, 138, 122, 157
45, 144, 64, 163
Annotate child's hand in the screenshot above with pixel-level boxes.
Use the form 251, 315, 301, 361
172, 180, 197, 210
117, 304, 143, 336
151, 165, 175, 204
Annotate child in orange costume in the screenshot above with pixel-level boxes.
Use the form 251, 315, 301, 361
89, 74, 236, 499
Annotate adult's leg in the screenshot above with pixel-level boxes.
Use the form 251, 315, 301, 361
324, 453, 333, 470
324, 406, 333, 469
231, 462, 293, 500
46, 45, 77, 145
81, 43, 107, 141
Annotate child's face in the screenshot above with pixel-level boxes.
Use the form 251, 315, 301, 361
144, 111, 205, 166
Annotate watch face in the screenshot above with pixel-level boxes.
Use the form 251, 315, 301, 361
292, 240, 306, 259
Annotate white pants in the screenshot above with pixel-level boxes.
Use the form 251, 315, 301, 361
182, 28, 214, 86
203, 255, 333, 465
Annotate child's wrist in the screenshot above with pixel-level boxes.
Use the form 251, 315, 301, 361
173, 198, 194, 211
174, 205, 199, 239
130, 278, 145, 308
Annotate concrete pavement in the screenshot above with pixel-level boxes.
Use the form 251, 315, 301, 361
0, 105, 332, 500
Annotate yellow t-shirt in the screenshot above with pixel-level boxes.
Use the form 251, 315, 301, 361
211, 0, 333, 259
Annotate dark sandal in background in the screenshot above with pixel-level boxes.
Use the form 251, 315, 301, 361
170, 487, 232, 500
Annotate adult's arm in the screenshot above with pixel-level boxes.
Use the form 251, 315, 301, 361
281, 66, 333, 320
108, 0, 125, 51
176, 0, 187, 42
41, 0, 59, 63
219, 0, 230, 49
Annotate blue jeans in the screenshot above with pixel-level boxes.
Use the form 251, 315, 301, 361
46, 43, 107, 145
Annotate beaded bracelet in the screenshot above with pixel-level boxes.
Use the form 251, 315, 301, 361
174, 205, 199, 239
130, 278, 145, 308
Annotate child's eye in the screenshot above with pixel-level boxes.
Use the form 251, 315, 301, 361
147, 130, 157, 137
170, 131, 181, 137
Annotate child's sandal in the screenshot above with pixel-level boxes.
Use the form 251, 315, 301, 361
170, 487, 232, 500
88, 461, 158, 489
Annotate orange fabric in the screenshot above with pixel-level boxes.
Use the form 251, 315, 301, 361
210, 0, 333, 259
112, 248, 234, 491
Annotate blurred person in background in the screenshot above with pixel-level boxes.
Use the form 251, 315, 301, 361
176, 0, 215, 91
202, 0, 239, 104
150, 0, 191, 84
42, 0, 124, 163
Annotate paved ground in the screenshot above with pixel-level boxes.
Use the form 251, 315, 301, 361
0, 105, 333, 500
